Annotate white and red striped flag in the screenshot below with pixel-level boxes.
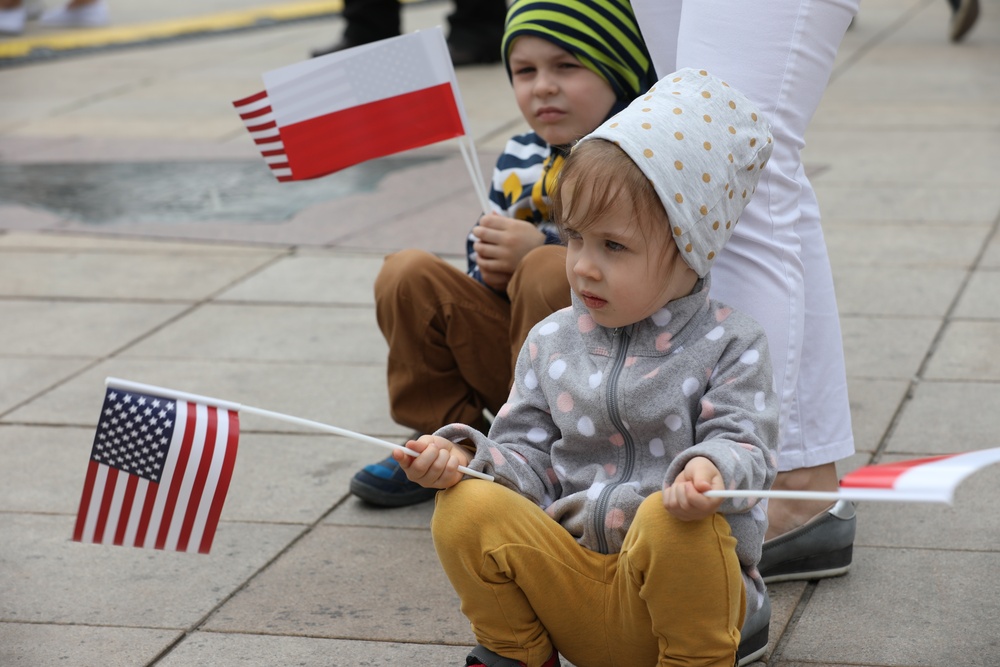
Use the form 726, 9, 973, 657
707, 447, 1000, 504
72, 384, 239, 554
232, 26, 471, 183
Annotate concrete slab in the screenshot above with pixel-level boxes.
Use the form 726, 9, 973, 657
832, 266, 966, 317
0, 513, 303, 627
0, 249, 282, 300
156, 632, 470, 666
203, 524, 469, 642
0, 299, 187, 357
216, 254, 384, 305
0, 357, 93, 416
0, 622, 181, 667
1, 358, 411, 440
813, 184, 1000, 225
824, 223, 991, 269
953, 269, 1000, 319
844, 378, 910, 453
839, 315, 940, 379
118, 303, 385, 364
780, 547, 1000, 667
887, 381, 1000, 455
924, 320, 1000, 380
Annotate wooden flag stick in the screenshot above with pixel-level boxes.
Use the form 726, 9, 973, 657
105, 377, 494, 482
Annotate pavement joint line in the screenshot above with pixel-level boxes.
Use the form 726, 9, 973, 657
0, 0, 346, 61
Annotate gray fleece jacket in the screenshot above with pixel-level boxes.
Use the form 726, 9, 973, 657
435, 275, 779, 611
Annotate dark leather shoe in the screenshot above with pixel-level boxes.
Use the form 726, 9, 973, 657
759, 499, 856, 583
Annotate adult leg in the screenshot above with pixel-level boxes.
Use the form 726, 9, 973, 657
632, 0, 858, 535
506, 245, 571, 375
446, 0, 507, 65
375, 249, 513, 435
342, 0, 400, 43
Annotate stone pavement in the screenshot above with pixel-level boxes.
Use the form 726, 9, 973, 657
1, 0, 999, 665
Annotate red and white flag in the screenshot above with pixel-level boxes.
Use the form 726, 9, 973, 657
707, 447, 1000, 504
233, 27, 468, 182
73, 385, 239, 554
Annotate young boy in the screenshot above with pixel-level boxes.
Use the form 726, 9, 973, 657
395, 69, 779, 667
352, 0, 656, 507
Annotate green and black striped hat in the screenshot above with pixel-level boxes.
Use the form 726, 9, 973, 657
502, 0, 656, 103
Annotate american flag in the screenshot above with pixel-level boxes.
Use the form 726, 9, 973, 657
72, 386, 239, 554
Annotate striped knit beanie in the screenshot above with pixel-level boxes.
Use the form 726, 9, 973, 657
583, 68, 774, 277
502, 0, 656, 104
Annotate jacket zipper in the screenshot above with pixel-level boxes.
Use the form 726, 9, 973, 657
593, 325, 635, 554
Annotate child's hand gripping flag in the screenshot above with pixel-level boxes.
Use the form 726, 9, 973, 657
232, 26, 490, 210
705, 447, 1000, 504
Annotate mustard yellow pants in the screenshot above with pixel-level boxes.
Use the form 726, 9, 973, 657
432, 481, 745, 667
374, 245, 569, 435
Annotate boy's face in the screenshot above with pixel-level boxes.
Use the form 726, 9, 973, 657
508, 36, 618, 147
562, 182, 698, 330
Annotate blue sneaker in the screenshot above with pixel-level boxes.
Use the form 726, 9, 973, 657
349, 455, 438, 507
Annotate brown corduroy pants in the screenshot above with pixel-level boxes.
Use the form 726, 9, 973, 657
374, 245, 570, 435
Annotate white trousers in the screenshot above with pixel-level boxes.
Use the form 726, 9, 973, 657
631, 0, 859, 470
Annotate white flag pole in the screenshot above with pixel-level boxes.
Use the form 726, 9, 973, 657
704, 488, 952, 504
105, 377, 494, 482
458, 136, 492, 213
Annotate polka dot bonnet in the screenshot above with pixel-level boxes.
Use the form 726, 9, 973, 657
582, 68, 774, 277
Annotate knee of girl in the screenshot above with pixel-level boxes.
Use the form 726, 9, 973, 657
431, 480, 506, 549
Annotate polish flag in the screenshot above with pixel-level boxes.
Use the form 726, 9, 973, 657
706, 447, 1000, 504
233, 27, 468, 182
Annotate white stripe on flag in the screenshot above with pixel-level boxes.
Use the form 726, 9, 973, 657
121, 477, 150, 548
263, 28, 455, 127
186, 412, 229, 552
143, 400, 187, 548
80, 465, 107, 543
102, 472, 128, 545
163, 402, 208, 551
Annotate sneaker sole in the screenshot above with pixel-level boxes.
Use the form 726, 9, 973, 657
349, 476, 437, 507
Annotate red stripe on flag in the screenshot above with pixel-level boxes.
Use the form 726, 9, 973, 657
277, 82, 464, 181
233, 90, 268, 108
176, 407, 218, 552
269, 162, 290, 170
254, 135, 281, 146
72, 460, 101, 542
261, 149, 285, 157
155, 403, 197, 550
247, 120, 277, 133
114, 474, 140, 546
199, 411, 240, 554
134, 479, 159, 548
93, 467, 119, 544
840, 454, 954, 489
240, 105, 273, 120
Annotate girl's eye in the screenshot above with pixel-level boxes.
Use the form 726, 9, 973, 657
605, 240, 626, 252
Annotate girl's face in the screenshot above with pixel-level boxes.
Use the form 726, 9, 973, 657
562, 183, 698, 329
508, 36, 618, 147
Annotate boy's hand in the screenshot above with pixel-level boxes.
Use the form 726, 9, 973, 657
391, 435, 472, 489
663, 456, 725, 521
472, 214, 546, 291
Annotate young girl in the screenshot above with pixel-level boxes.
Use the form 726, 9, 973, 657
395, 69, 779, 667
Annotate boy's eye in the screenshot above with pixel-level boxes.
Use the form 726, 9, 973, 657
512, 66, 536, 76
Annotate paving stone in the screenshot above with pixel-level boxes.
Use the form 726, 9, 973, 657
779, 547, 1000, 666
924, 320, 1000, 381
0, 513, 303, 627
886, 381, 1000, 456
0, 622, 181, 667
157, 632, 470, 666
203, 525, 468, 642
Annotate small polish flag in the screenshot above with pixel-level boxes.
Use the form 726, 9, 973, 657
706, 447, 1000, 504
233, 27, 470, 183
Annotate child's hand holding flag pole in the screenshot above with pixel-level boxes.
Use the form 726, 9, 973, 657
232, 26, 492, 213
